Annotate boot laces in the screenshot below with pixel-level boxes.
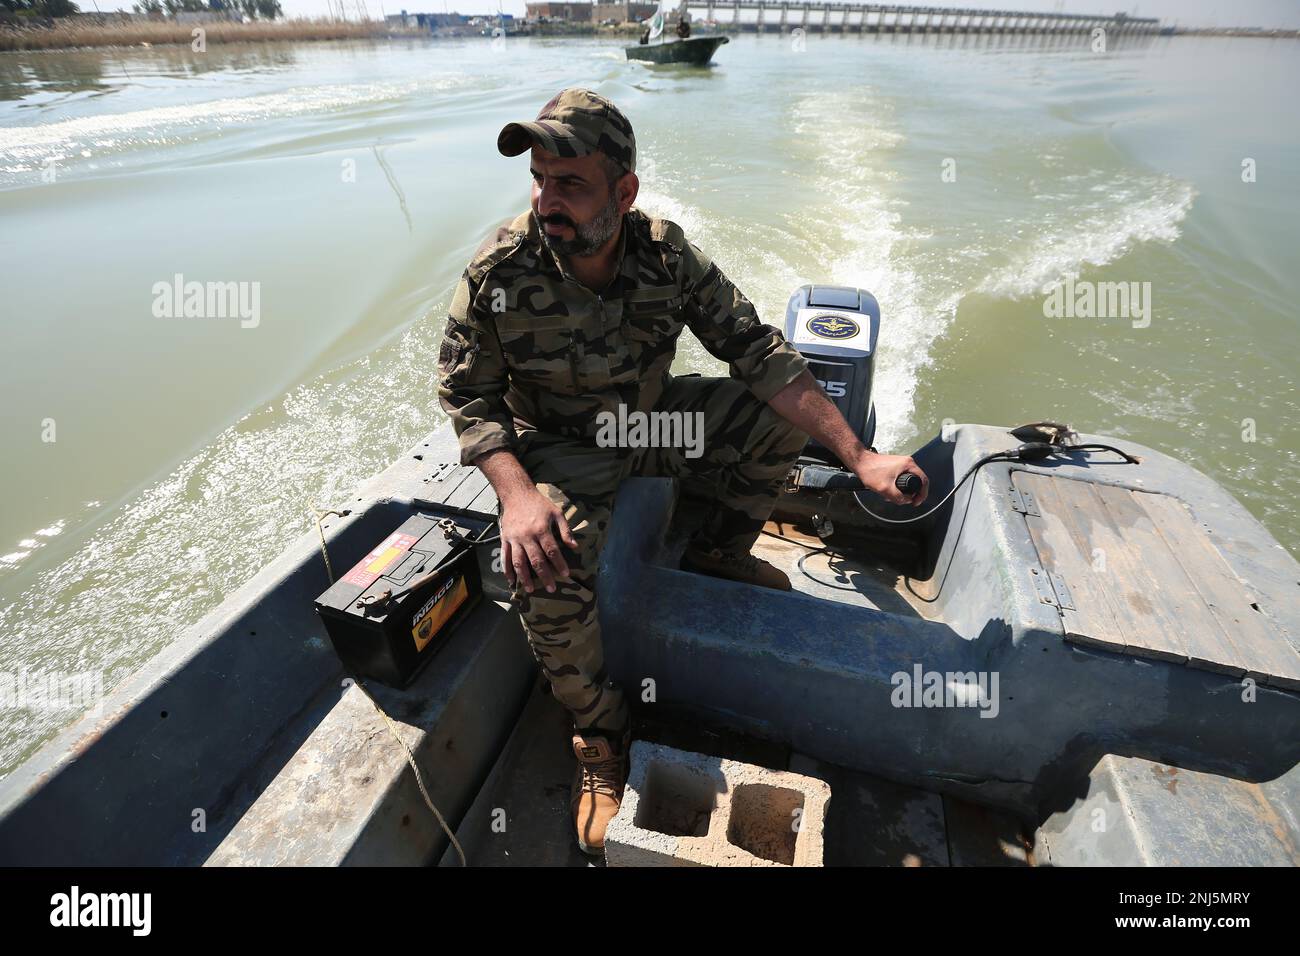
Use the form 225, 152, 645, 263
578, 752, 623, 799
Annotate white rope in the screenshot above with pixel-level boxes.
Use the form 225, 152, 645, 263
310, 499, 468, 867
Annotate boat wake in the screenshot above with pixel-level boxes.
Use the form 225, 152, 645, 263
0, 76, 470, 177
976, 173, 1195, 299
788, 89, 956, 454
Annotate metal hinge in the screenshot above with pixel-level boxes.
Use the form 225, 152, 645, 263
1029, 566, 1075, 611
1009, 485, 1040, 515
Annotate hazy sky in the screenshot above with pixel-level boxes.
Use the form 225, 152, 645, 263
90, 0, 1300, 29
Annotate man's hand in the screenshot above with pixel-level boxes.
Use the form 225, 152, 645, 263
473, 447, 578, 594
768, 370, 928, 506
500, 487, 577, 594
850, 449, 929, 506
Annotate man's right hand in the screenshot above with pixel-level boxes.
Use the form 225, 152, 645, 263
499, 488, 578, 594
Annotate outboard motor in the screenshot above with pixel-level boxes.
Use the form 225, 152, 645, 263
775, 283, 1140, 572
782, 284, 880, 464
775, 283, 924, 545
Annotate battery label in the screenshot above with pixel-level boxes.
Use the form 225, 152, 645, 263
341, 532, 419, 588
411, 575, 469, 653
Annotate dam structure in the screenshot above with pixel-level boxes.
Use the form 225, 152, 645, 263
685, 3, 1162, 36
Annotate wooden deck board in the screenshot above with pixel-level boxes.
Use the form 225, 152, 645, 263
1015, 472, 1298, 686
1137, 491, 1300, 691
1019, 474, 1151, 658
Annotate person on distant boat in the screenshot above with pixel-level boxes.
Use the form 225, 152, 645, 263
676, 14, 690, 38
437, 88, 928, 857
639, 27, 649, 44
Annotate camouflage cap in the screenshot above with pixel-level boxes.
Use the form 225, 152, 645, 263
497, 88, 636, 176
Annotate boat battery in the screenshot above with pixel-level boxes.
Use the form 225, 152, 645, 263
314, 509, 494, 688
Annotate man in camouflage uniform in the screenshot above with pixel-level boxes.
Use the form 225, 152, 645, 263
437, 88, 927, 855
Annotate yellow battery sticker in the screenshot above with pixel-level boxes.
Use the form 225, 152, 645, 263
366, 546, 404, 575
342, 531, 419, 588
411, 575, 469, 653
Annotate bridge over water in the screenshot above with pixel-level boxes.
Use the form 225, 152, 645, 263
685, 3, 1163, 35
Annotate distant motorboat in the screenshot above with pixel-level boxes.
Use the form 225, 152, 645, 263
626, 34, 729, 65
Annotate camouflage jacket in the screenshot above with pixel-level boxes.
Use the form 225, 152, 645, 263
436, 206, 810, 466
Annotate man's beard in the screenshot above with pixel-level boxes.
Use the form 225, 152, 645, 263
541, 189, 622, 259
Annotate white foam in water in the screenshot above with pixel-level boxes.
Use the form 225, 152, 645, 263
0, 312, 453, 777
628, 161, 706, 238
0, 520, 67, 568
632, 90, 956, 453
976, 175, 1195, 299
788, 90, 955, 453
0, 76, 466, 170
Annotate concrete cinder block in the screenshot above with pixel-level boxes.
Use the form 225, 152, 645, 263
606, 741, 830, 867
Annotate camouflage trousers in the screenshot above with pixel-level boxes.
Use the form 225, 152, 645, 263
510, 374, 808, 735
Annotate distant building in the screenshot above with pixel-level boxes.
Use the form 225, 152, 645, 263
386, 10, 471, 29
525, 2, 593, 22
593, 2, 657, 24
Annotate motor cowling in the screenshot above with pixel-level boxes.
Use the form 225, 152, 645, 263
783, 284, 880, 465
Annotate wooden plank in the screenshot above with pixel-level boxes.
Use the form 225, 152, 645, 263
1056, 478, 1193, 663
1137, 492, 1300, 691
1019, 473, 1192, 663
1016, 473, 1142, 656
1091, 485, 1247, 678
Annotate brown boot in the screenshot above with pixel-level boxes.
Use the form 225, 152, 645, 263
680, 545, 792, 591
570, 726, 632, 856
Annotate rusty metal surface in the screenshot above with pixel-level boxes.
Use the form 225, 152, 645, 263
1038, 754, 1300, 866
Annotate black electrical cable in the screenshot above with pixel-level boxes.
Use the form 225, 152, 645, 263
851, 442, 1139, 525
359, 522, 500, 613
759, 528, 877, 592
796, 546, 874, 592
777, 440, 1139, 597
760, 454, 1011, 592
1064, 443, 1141, 463
905, 470, 981, 604
850, 450, 1018, 525
873, 442, 1138, 600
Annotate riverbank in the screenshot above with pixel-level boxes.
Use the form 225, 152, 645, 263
0, 19, 650, 53
8, 18, 1299, 54
0, 19, 402, 52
